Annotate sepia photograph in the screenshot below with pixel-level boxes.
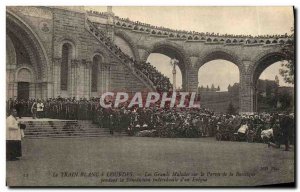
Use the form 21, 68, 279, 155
5, 5, 295, 187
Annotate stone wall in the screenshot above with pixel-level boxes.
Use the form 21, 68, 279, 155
7, 6, 150, 100
199, 91, 239, 113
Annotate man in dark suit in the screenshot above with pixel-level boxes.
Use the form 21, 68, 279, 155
280, 113, 293, 151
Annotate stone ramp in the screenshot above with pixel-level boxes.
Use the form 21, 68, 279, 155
22, 119, 127, 138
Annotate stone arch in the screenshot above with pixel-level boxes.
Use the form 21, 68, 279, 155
91, 52, 105, 63
6, 34, 17, 66
15, 66, 35, 82
114, 30, 140, 62
6, 11, 49, 81
55, 36, 77, 59
251, 49, 288, 112
196, 48, 242, 71
252, 49, 287, 84
91, 54, 103, 92
142, 40, 192, 69
196, 48, 242, 111
141, 40, 192, 90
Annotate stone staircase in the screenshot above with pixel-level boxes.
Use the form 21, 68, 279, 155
23, 120, 127, 139
85, 19, 156, 91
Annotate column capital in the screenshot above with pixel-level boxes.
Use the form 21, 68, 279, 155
71, 59, 80, 67
86, 61, 93, 69
241, 60, 255, 74
53, 57, 61, 66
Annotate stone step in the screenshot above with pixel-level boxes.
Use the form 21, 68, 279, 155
25, 127, 107, 130
25, 134, 128, 139
25, 133, 115, 137
25, 132, 110, 135
25, 127, 102, 130
25, 131, 111, 134
21, 119, 128, 138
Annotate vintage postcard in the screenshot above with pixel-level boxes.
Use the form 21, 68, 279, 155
6, 6, 295, 187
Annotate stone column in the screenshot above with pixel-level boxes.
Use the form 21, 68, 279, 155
29, 83, 35, 99
105, 65, 111, 92
13, 82, 18, 99
75, 59, 90, 99
53, 58, 61, 98
6, 68, 15, 99
86, 61, 92, 98
186, 67, 198, 92
71, 59, 79, 98
239, 61, 255, 114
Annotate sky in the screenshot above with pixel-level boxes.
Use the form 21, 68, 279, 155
85, 6, 294, 90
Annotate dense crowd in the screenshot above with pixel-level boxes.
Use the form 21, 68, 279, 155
134, 62, 172, 91
87, 10, 293, 39
7, 96, 294, 147
88, 20, 173, 92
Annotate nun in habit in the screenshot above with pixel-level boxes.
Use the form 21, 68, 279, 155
6, 108, 24, 161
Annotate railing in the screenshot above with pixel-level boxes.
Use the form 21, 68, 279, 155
86, 10, 294, 46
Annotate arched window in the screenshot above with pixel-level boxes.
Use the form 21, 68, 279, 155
91, 55, 101, 92
61, 43, 71, 91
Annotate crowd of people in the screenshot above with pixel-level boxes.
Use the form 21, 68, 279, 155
87, 10, 293, 39
7, 95, 294, 149
88, 19, 172, 92
134, 62, 172, 92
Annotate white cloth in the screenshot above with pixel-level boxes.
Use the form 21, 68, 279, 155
261, 129, 273, 139
238, 124, 248, 134
37, 103, 44, 112
6, 115, 21, 141
20, 129, 25, 138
